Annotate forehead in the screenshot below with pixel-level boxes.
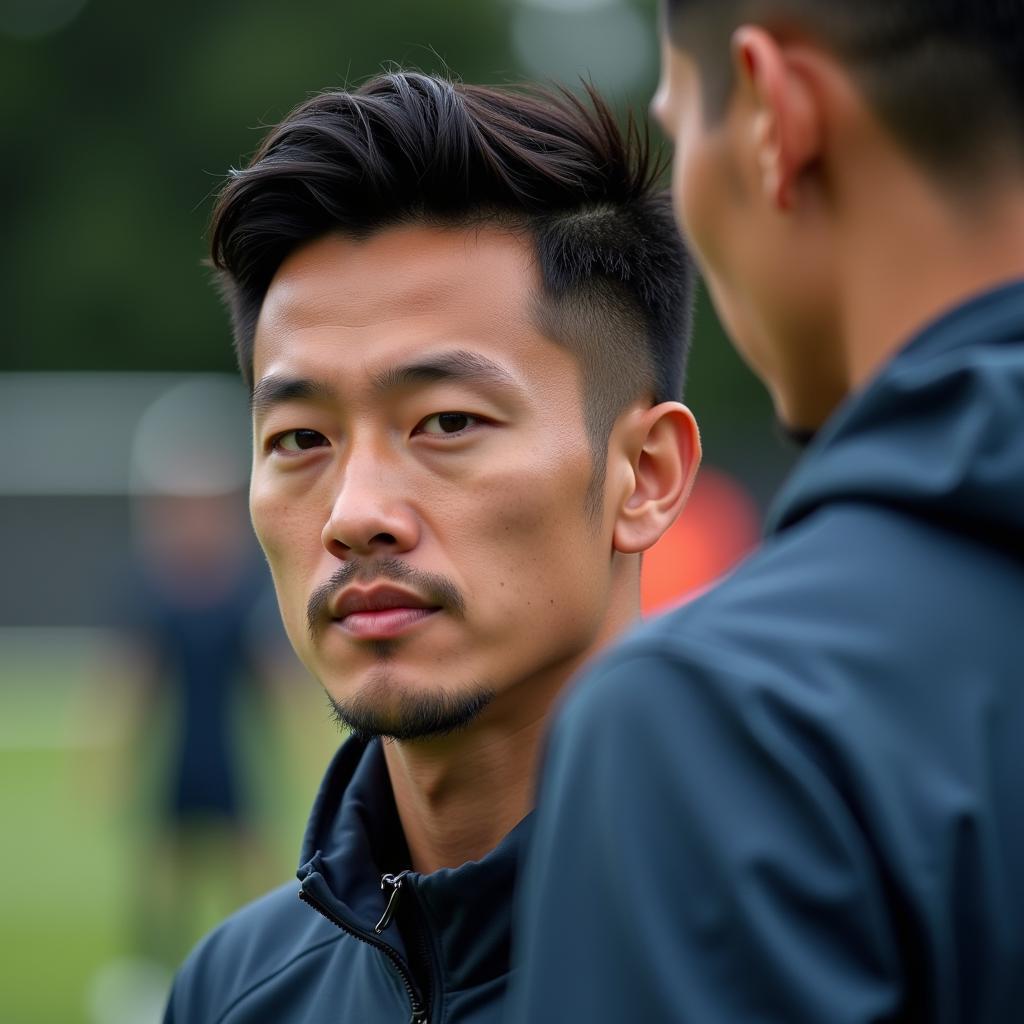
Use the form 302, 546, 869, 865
253, 223, 569, 389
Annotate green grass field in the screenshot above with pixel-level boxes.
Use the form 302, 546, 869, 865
0, 631, 342, 1024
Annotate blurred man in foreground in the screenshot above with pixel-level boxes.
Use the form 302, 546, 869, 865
510, 3, 1024, 1021
163, 73, 700, 1023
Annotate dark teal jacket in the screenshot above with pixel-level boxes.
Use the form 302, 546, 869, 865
509, 282, 1024, 1023
165, 737, 527, 1024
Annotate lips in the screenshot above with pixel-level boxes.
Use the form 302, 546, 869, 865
329, 585, 441, 639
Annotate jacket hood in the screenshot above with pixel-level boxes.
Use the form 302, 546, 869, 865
296, 736, 531, 997
768, 280, 1024, 550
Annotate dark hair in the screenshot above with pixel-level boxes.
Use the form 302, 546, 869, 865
664, 0, 1024, 187
210, 72, 694, 468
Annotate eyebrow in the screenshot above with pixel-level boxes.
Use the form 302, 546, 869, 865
250, 350, 521, 419
370, 350, 520, 396
250, 375, 334, 418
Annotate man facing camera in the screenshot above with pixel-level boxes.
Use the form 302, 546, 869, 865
163, 73, 699, 1023
511, 2, 1024, 1022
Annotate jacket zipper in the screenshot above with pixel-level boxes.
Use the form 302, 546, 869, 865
298, 880, 429, 1024
375, 871, 410, 934
378, 873, 437, 1024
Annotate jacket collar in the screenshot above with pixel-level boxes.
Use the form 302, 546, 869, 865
767, 278, 1024, 542
296, 736, 531, 994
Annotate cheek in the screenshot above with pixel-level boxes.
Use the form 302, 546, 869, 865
672, 141, 706, 245
249, 481, 317, 630
671, 130, 770, 373
672, 120, 734, 274
249, 481, 289, 569
456, 444, 608, 629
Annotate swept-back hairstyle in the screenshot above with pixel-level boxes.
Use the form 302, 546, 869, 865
664, 0, 1024, 187
210, 72, 693, 460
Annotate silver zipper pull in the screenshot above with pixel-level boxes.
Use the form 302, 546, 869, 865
374, 871, 409, 934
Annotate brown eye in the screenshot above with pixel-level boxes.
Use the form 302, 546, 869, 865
275, 429, 327, 452
420, 412, 474, 435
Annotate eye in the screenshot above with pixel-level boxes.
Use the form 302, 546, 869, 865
417, 412, 478, 436
271, 429, 328, 453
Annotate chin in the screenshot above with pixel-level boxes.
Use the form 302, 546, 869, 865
772, 374, 843, 448
324, 672, 497, 742
774, 417, 819, 449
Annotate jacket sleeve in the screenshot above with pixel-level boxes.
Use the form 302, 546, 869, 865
160, 923, 234, 1024
507, 643, 904, 1023
161, 984, 179, 1024
162, 954, 205, 1024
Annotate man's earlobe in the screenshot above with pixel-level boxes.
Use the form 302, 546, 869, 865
613, 403, 701, 555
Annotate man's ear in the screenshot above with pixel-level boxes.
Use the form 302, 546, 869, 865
612, 402, 701, 555
731, 25, 821, 211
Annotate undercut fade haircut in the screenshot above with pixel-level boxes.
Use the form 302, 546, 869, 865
665, 0, 1024, 188
210, 72, 694, 488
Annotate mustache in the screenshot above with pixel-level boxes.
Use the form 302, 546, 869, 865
306, 557, 466, 637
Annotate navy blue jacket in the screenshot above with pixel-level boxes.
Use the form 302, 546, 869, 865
165, 737, 528, 1023
508, 282, 1024, 1023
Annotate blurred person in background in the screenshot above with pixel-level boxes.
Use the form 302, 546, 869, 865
509, 1, 1024, 1022
163, 72, 700, 1024
111, 380, 277, 973
124, 494, 272, 967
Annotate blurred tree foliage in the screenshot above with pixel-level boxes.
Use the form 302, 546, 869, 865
1, 0, 780, 483
1, 0, 524, 372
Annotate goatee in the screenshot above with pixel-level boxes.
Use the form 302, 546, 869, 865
326, 683, 496, 742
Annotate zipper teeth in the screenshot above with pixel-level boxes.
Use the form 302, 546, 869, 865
406, 884, 439, 1015
298, 887, 427, 1020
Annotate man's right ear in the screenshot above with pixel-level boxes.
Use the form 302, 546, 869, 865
611, 401, 702, 555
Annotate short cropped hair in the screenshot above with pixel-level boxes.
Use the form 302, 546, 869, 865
665, 0, 1024, 188
210, 72, 694, 463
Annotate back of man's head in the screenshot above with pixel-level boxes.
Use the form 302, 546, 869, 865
664, 0, 1024, 191
211, 72, 693, 452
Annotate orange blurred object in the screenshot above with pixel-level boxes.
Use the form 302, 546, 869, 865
641, 466, 761, 614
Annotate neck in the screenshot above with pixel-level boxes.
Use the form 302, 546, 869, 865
384, 584, 640, 875
382, 699, 549, 876
837, 168, 1024, 393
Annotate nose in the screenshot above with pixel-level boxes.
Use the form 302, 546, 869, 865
321, 448, 420, 560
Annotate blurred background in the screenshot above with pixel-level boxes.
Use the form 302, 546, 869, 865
0, 0, 795, 1020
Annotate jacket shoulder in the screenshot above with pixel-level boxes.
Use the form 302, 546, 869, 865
165, 879, 345, 1023
573, 500, 1023, 740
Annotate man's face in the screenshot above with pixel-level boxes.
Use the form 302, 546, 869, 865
250, 225, 629, 739
652, 31, 839, 431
